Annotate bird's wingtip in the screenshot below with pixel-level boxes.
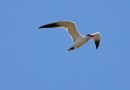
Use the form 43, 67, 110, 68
38, 27, 42, 29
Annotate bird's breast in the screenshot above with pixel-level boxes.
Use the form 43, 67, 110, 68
74, 37, 90, 48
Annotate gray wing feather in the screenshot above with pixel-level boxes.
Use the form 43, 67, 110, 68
39, 21, 82, 42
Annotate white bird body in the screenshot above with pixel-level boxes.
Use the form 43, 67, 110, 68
39, 21, 101, 51
73, 36, 90, 48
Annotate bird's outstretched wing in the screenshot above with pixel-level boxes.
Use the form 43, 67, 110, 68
39, 21, 82, 42
91, 32, 101, 49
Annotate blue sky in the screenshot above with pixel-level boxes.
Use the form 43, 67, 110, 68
0, 0, 130, 90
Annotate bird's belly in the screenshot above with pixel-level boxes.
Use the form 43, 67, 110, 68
74, 38, 89, 48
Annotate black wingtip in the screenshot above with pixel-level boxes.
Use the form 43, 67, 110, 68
38, 23, 60, 29
95, 39, 100, 49
38, 25, 46, 29
38, 27, 41, 29
38, 26, 43, 29
67, 47, 75, 51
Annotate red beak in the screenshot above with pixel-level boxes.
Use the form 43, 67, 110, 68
90, 34, 95, 37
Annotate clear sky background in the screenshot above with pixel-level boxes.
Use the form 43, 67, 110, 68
0, 0, 130, 90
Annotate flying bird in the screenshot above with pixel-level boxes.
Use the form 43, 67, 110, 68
38, 21, 101, 51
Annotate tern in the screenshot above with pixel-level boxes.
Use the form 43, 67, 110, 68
38, 21, 101, 51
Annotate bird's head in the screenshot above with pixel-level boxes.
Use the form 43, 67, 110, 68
86, 34, 95, 37
86, 32, 101, 49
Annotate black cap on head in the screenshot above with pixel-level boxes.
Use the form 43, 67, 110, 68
86, 34, 91, 36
